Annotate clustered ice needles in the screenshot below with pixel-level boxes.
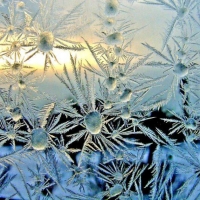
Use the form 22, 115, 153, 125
0, 0, 199, 199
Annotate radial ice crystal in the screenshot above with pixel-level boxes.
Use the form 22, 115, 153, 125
106, 32, 123, 45
16, 1, 26, 12
84, 111, 102, 134
7, 25, 15, 35
105, 77, 117, 90
173, 63, 188, 78
105, 0, 119, 16
104, 17, 116, 27
120, 89, 132, 102
37, 31, 55, 53
11, 107, 22, 121
12, 63, 22, 74
18, 80, 26, 90
114, 46, 123, 56
178, 7, 188, 18
31, 128, 48, 151
11, 41, 21, 52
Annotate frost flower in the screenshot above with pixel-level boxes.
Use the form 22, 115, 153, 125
120, 89, 132, 102
105, 0, 119, 16
31, 128, 48, 151
16, 1, 26, 12
84, 111, 102, 134
173, 63, 188, 78
106, 32, 123, 45
37, 31, 55, 53
105, 77, 117, 90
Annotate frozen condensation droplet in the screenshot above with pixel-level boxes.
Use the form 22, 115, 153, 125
105, 0, 119, 16
37, 31, 54, 52
11, 107, 22, 121
178, 7, 188, 18
104, 17, 116, 27
120, 89, 132, 102
7, 25, 15, 35
12, 63, 22, 74
173, 63, 188, 78
114, 46, 122, 56
31, 128, 48, 151
18, 80, 26, 90
105, 77, 117, 90
11, 41, 21, 52
84, 111, 102, 134
106, 32, 123, 45
16, 1, 26, 12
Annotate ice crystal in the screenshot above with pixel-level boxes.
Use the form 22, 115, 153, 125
105, 0, 119, 16
84, 111, 102, 135
23, 0, 86, 72
31, 128, 48, 150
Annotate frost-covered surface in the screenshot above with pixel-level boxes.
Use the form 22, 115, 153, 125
0, 0, 200, 199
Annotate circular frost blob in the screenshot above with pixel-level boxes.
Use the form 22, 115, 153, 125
182, 37, 189, 43
109, 184, 123, 197
84, 111, 102, 134
114, 46, 122, 56
105, 32, 123, 45
118, 73, 126, 81
11, 41, 21, 52
109, 61, 117, 69
18, 80, 26, 89
12, 63, 22, 74
7, 25, 15, 35
11, 107, 22, 121
38, 31, 54, 52
178, 7, 188, 18
16, 1, 25, 12
185, 118, 197, 130
105, 0, 119, 16
120, 89, 132, 102
104, 17, 116, 27
173, 63, 188, 78
105, 77, 117, 90
31, 128, 48, 151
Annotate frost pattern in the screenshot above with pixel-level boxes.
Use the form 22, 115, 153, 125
0, 0, 199, 199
